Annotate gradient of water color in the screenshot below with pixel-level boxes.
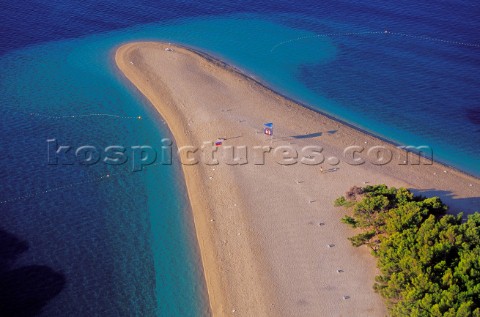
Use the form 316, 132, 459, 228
1, 1, 479, 316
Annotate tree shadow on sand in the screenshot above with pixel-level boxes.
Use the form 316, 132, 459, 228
409, 188, 480, 217
0, 229, 66, 317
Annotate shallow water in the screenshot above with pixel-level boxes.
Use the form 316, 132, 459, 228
0, 1, 479, 316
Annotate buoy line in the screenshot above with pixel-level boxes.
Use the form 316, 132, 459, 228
270, 30, 480, 52
23, 111, 142, 120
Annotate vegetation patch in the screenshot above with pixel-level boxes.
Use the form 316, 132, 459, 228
335, 184, 480, 317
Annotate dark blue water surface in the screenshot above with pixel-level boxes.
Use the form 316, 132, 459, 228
0, 1, 479, 316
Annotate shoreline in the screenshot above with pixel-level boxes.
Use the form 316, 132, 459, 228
115, 42, 274, 316
178, 44, 479, 180
115, 41, 479, 316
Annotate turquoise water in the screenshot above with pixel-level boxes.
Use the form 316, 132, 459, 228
0, 12, 478, 316
115, 15, 478, 175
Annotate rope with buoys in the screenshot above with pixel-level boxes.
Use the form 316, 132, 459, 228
25, 112, 143, 120
270, 30, 480, 52
0, 157, 172, 205
0, 173, 115, 205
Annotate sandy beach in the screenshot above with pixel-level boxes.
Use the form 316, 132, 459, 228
115, 42, 479, 317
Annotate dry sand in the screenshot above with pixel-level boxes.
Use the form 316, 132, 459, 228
115, 42, 479, 317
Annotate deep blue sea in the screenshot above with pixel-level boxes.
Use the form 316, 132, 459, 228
0, 1, 479, 316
